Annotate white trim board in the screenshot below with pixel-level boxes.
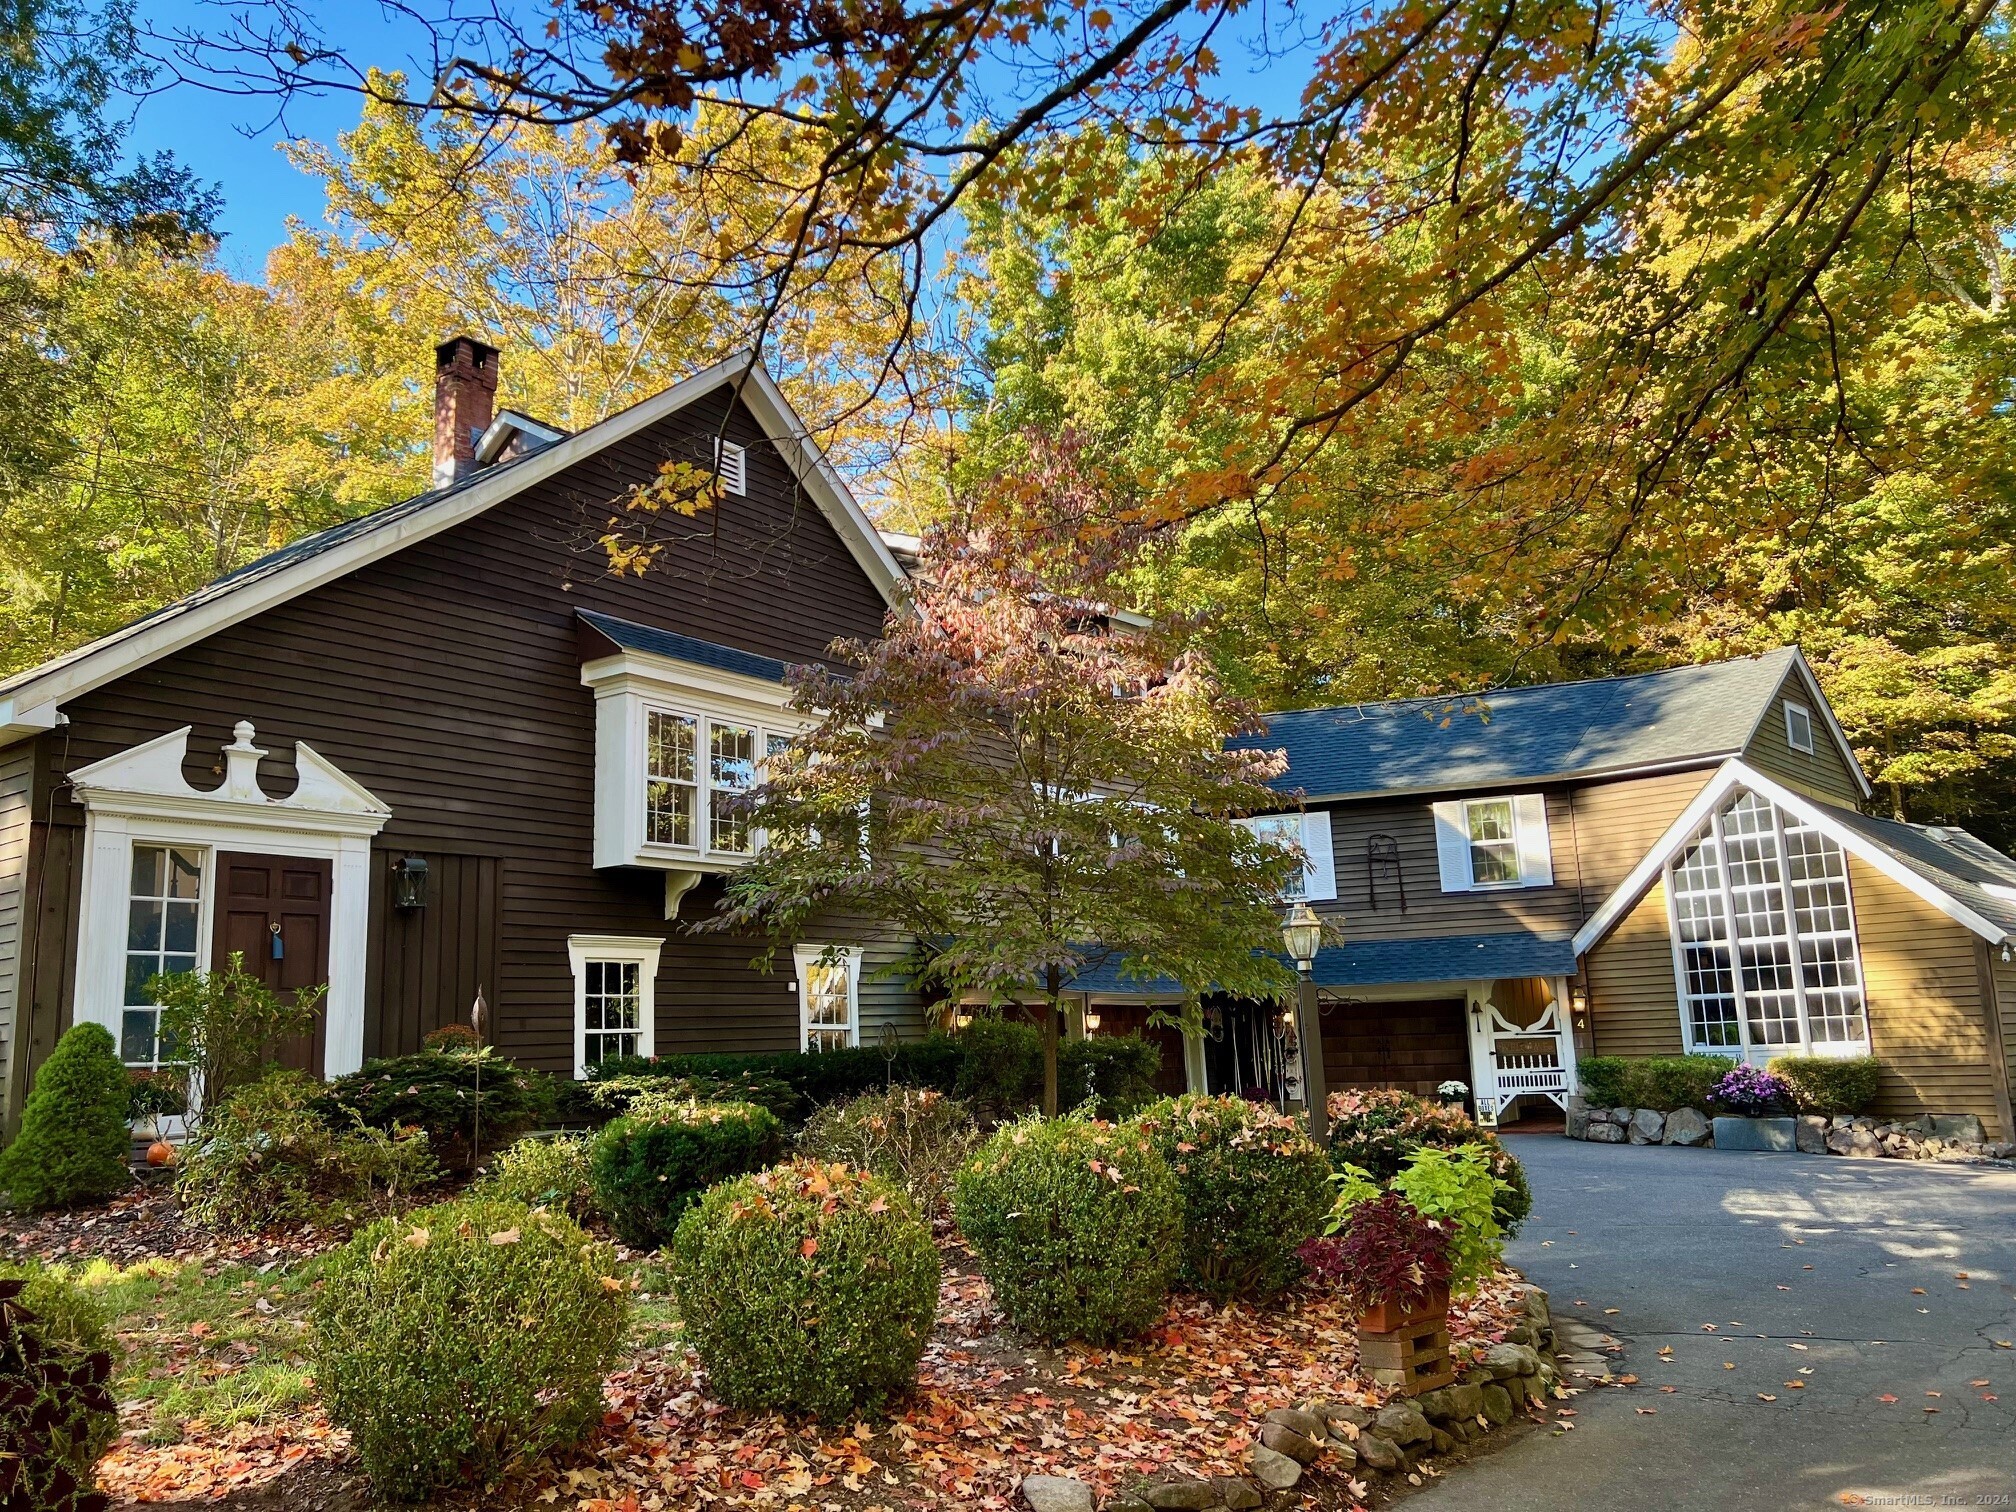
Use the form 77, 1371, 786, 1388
1571, 757, 2006, 958
0, 355, 907, 733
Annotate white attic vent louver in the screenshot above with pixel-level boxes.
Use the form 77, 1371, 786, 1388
714, 438, 747, 496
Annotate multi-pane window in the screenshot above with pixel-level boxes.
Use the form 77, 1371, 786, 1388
1241, 814, 1307, 900
581, 959, 644, 1067
1465, 799, 1520, 885
1667, 790, 1868, 1057
640, 709, 783, 858
710, 722, 757, 853
647, 711, 698, 845
125, 845, 202, 1068
796, 945, 860, 1052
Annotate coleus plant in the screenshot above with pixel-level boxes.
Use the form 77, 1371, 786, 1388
1297, 1191, 1453, 1315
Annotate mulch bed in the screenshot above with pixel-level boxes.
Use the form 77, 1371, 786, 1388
0, 1184, 349, 1270
96, 1243, 1535, 1510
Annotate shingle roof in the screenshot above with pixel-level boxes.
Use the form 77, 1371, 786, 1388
1063, 931, 1575, 995
1233, 648, 1806, 800
577, 609, 791, 684
1816, 805, 2016, 937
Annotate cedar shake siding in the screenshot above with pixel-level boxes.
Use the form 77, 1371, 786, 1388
15, 388, 921, 1084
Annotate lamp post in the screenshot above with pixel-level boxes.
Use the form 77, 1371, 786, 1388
1281, 901, 1329, 1146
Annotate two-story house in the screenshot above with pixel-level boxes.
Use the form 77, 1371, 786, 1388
1079, 654, 2016, 1141
0, 338, 934, 1127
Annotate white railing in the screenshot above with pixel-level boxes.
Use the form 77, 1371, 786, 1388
1485, 1002, 1573, 1117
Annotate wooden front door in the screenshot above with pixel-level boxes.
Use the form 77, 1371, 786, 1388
1320, 998, 1470, 1099
212, 852, 333, 1075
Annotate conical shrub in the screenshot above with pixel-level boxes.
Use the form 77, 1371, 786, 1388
0, 1023, 132, 1210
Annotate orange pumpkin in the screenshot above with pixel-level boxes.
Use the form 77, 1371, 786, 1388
145, 1139, 176, 1167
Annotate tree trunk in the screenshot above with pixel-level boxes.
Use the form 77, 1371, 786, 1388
1043, 966, 1061, 1118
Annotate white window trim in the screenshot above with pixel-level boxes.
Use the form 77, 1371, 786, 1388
1236, 812, 1337, 902
66, 722, 390, 1077
567, 934, 663, 1077
1432, 794, 1554, 892
1783, 700, 1816, 755
793, 942, 863, 1051
1662, 791, 1870, 1062
585, 648, 817, 872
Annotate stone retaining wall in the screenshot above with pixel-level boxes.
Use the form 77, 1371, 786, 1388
1565, 1097, 2015, 1163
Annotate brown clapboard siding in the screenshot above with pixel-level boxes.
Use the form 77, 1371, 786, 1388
1316, 791, 1585, 939
26, 389, 916, 1080
1582, 879, 1687, 1057
1852, 860, 2002, 1130
1992, 956, 2016, 1138
1563, 768, 1714, 902
1741, 669, 1865, 804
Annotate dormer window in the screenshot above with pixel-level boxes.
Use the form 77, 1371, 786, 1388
1783, 701, 1815, 755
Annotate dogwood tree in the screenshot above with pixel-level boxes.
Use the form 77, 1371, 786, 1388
713, 465, 1300, 1116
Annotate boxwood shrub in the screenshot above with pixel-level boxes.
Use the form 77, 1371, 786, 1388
796, 1088, 979, 1221
1134, 1094, 1333, 1303
953, 1114, 1181, 1343
1574, 1055, 1729, 1112
480, 1134, 600, 1221
669, 1161, 939, 1419
589, 1097, 784, 1250
312, 1198, 629, 1501
588, 1037, 964, 1116
1766, 1055, 1882, 1114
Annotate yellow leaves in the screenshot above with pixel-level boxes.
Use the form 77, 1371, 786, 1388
402, 1227, 430, 1249
488, 1227, 521, 1246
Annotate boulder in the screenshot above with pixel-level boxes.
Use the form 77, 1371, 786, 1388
1373, 1401, 1433, 1446
1611, 1106, 1635, 1126
1022, 1477, 1095, 1512
1308, 1400, 1372, 1431
1565, 1097, 1591, 1140
1628, 1107, 1666, 1144
1429, 1428, 1455, 1456
1446, 1383, 1485, 1420
1264, 1406, 1329, 1442
1247, 1447, 1301, 1491
1587, 1120, 1627, 1143
1483, 1342, 1544, 1381
1663, 1107, 1711, 1146
1105, 1499, 1155, 1512
1137, 1478, 1221, 1511
1796, 1115, 1829, 1154
1213, 1476, 1263, 1510
1478, 1384, 1515, 1426
1259, 1422, 1325, 1465
1414, 1387, 1455, 1420
1522, 1287, 1552, 1327
1842, 1128, 1885, 1158
1928, 1114, 1987, 1144
1355, 1434, 1403, 1472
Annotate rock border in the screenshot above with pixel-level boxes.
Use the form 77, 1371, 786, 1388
1021, 1286, 1561, 1512
1565, 1098, 2015, 1164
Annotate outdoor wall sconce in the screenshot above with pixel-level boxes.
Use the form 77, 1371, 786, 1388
1570, 982, 1591, 1030
1084, 1012, 1102, 1031
954, 1011, 974, 1029
391, 855, 430, 911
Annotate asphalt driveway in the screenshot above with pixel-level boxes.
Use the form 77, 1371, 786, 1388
1410, 1136, 2016, 1512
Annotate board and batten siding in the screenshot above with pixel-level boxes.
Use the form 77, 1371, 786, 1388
0, 746, 32, 1122
1852, 861, 2004, 1133
1740, 669, 1865, 804
28, 387, 926, 1079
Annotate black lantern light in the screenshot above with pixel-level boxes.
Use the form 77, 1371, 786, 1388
392, 855, 430, 911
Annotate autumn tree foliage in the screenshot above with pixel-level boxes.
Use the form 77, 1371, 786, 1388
714, 446, 1298, 1117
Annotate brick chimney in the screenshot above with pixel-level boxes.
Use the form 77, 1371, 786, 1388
433, 335, 500, 488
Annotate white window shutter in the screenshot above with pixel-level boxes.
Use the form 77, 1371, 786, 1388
1300, 813, 1336, 901
1431, 801, 1473, 892
1514, 794, 1554, 886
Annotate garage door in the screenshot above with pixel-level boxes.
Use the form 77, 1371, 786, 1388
1319, 998, 1469, 1098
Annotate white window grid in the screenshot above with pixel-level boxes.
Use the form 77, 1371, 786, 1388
642, 705, 780, 859
1242, 814, 1307, 900
1464, 798, 1520, 886
1666, 790, 1868, 1057
124, 844, 204, 1069
581, 959, 644, 1067
796, 945, 861, 1052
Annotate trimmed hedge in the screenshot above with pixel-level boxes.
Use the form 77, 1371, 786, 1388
1767, 1055, 1882, 1114
589, 1098, 785, 1250
587, 1026, 1166, 1123
1135, 1094, 1333, 1303
1575, 1055, 1730, 1113
954, 1114, 1181, 1343
318, 1049, 554, 1168
313, 1199, 628, 1501
480, 1134, 600, 1221
669, 1161, 939, 1420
